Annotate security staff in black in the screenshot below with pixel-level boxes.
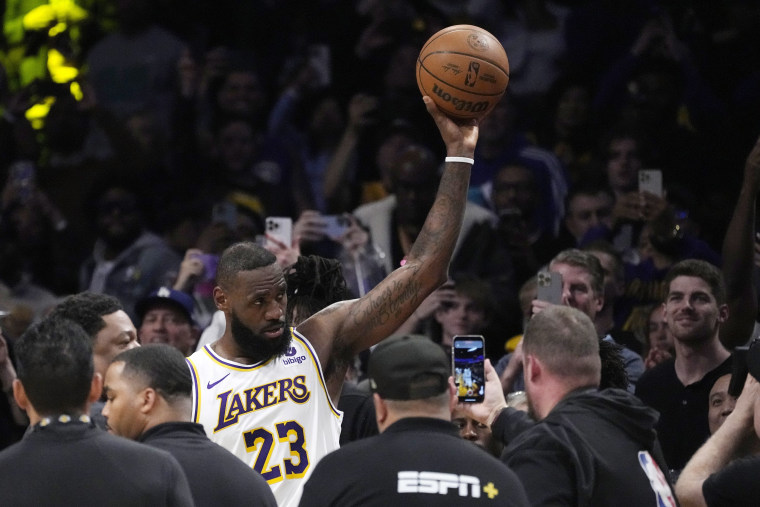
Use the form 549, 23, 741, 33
103, 344, 277, 507
0, 316, 193, 506
299, 334, 529, 507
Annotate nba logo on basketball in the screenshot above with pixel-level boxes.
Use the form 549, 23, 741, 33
465, 62, 480, 87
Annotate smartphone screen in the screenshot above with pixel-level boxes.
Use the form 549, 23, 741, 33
537, 270, 563, 304
452, 335, 485, 403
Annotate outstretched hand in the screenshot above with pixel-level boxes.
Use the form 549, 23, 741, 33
422, 96, 478, 157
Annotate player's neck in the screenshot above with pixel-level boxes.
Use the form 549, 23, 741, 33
212, 337, 271, 365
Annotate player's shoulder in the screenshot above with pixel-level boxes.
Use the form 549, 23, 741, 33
187, 345, 208, 362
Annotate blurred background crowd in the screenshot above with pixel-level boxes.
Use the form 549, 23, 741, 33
1, 0, 760, 419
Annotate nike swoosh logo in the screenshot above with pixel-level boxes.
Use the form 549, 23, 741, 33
207, 373, 230, 389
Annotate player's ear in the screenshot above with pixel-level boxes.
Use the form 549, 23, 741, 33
213, 286, 228, 312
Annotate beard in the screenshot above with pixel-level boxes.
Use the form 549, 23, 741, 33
230, 310, 291, 363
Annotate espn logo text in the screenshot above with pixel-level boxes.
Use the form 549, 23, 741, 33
398, 471, 490, 498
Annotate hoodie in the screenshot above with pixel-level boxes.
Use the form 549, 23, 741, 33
496, 388, 677, 507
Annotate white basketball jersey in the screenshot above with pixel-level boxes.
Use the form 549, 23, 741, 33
187, 328, 343, 507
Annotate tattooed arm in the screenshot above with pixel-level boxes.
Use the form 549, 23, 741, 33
297, 97, 478, 393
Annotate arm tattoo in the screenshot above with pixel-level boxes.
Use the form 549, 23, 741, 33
349, 276, 423, 330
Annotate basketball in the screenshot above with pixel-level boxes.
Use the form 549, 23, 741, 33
416, 24, 509, 120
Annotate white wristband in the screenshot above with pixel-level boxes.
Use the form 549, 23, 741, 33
445, 156, 475, 165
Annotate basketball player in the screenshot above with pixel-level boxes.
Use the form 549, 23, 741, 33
186, 96, 481, 507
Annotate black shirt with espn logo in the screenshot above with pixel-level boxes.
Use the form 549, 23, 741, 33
299, 417, 528, 507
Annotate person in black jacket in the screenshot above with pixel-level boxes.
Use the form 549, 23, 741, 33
103, 343, 276, 506
460, 305, 677, 506
299, 334, 529, 507
0, 316, 193, 506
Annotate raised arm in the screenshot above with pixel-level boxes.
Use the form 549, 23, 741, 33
299, 96, 478, 365
720, 135, 760, 349
675, 376, 760, 507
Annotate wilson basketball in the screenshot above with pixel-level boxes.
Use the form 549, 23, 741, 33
416, 24, 509, 120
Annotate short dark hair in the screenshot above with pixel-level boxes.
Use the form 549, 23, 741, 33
664, 259, 726, 305
286, 255, 349, 326
15, 316, 94, 415
49, 292, 124, 340
215, 241, 277, 289
564, 181, 614, 215
113, 344, 191, 404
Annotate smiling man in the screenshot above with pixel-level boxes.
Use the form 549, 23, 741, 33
635, 259, 733, 475
186, 97, 481, 507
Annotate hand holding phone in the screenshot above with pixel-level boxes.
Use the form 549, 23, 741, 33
537, 270, 563, 305
452, 335, 485, 403
638, 169, 663, 197
265, 216, 293, 249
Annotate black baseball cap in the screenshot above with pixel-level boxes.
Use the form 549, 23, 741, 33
368, 334, 450, 400
135, 287, 196, 326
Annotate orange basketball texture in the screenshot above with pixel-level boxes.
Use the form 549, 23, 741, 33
416, 25, 510, 120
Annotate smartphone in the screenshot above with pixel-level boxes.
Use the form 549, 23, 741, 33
638, 169, 663, 197
265, 216, 293, 248
212, 201, 237, 229
537, 270, 563, 304
322, 214, 350, 240
452, 335, 485, 403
